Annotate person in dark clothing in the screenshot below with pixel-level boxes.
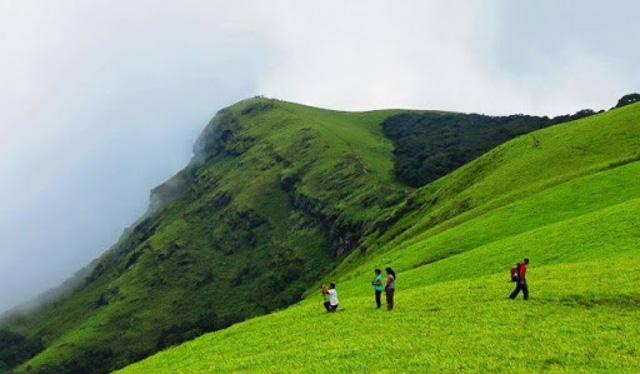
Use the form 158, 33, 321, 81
509, 258, 530, 300
385, 267, 396, 310
321, 283, 339, 312
371, 269, 383, 309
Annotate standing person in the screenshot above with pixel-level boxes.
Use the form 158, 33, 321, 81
371, 269, 383, 309
321, 283, 339, 312
509, 258, 530, 300
385, 267, 396, 311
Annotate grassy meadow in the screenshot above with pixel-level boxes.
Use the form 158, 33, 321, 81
6, 99, 414, 373
119, 104, 640, 373
120, 253, 639, 373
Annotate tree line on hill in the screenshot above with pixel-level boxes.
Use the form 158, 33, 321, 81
383, 93, 639, 188
615, 93, 640, 108
382, 109, 599, 187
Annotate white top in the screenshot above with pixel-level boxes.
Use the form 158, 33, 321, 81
387, 274, 395, 289
328, 289, 339, 306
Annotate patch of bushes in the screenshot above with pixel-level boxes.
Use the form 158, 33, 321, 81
0, 330, 43, 372
614, 93, 640, 108
382, 110, 597, 187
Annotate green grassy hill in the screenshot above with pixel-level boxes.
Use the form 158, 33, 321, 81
118, 103, 640, 373
1, 99, 413, 373
1, 97, 637, 373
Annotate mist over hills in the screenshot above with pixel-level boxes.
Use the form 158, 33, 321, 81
1, 96, 638, 373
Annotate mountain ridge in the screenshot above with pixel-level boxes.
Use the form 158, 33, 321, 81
2, 97, 636, 373
119, 101, 640, 373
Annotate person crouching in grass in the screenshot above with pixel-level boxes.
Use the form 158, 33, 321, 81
321, 283, 339, 312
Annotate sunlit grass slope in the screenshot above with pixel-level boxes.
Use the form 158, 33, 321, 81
120, 103, 640, 373
333, 101, 640, 280
121, 254, 639, 373
8, 98, 415, 373
8, 96, 581, 373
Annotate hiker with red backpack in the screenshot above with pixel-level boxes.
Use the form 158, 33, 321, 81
509, 258, 530, 300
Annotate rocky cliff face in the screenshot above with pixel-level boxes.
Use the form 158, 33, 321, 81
146, 108, 234, 217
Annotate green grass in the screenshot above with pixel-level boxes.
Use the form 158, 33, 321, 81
341, 161, 640, 284
120, 253, 639, 373
6, 100, 639, 373
119, 103, 640, 373
5, 98, 414, 373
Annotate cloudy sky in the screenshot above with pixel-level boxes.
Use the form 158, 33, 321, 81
0, 0, 638, 312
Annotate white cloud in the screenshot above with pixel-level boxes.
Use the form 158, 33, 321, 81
252, 0, 630, 115
0, 0, 637, 311
255, 1, 492, 110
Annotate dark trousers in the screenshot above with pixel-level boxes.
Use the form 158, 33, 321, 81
375, 290, 382, 308
323, 302, 338, 312
386, 288, 395, 310
510, 281, 529, 300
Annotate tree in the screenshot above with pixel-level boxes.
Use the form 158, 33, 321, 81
0, 330, 43, 371
615, 93, 640, 108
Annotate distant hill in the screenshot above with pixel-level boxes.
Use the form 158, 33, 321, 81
119, 102, 640, 373
1, 98, 408, 373
2, 97, 637, 373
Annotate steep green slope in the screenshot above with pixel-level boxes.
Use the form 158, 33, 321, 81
3, 98, 411, 373
119, 103, 640, 373
336, 102, 640, 279
3, 98, 636, 373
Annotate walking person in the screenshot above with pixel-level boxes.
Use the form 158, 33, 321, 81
385, 267, 396, 311
371, 269, 383, 309
321, 283, 339, 312
509, 258, 530, 300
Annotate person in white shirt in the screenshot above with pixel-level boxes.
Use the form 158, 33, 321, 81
321, 283, 339, 312
385, 267, 396, 311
